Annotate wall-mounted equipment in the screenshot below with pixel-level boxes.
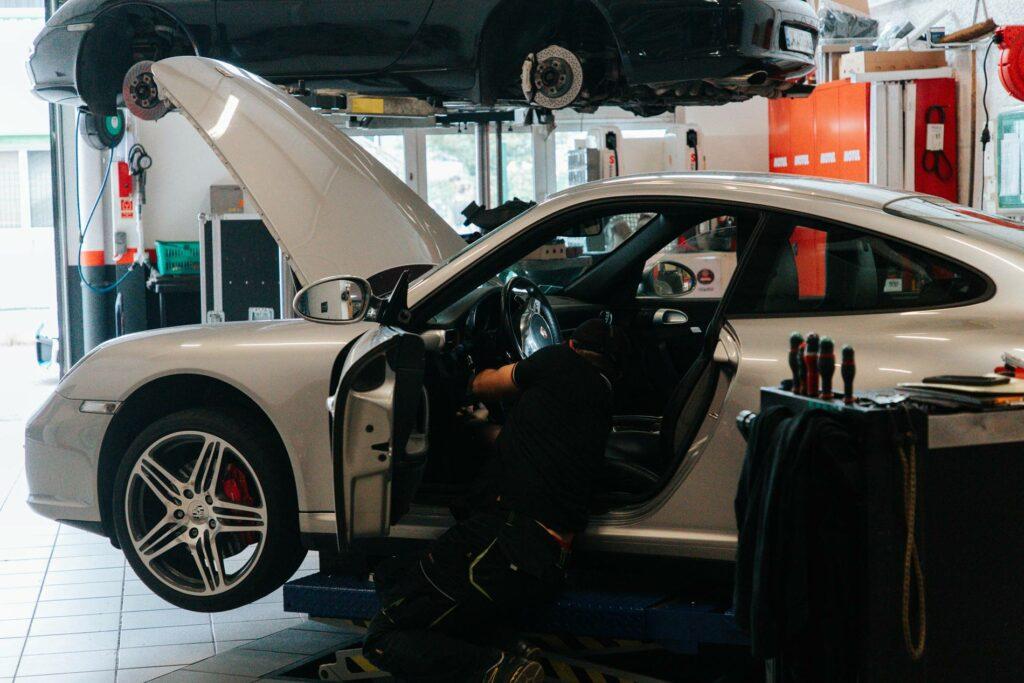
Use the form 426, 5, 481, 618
79, 110, 125, 150
997, 26, 1024, 103
995, 106, 1024, 215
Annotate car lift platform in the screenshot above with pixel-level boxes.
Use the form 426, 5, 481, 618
284, 571, 748, 655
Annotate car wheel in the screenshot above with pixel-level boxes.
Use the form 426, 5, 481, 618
521, 45, 585, 110
112, 408, 305, 612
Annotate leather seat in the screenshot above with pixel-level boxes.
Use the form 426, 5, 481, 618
599, 430, 662, 496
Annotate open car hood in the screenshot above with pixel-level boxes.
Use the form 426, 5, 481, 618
149, 56, 466, 285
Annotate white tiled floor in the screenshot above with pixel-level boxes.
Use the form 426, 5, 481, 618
0, 347, 319, 681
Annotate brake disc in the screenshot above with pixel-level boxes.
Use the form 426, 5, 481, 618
521, 45, 584, 110
122, 60, 172, 121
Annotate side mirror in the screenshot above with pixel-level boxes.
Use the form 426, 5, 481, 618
292, 276, 373, 324
640, 261, 697, 297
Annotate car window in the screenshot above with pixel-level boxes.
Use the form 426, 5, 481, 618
729, 216, 989, 315
499, 212, 657, 292
638, 215, 739, 299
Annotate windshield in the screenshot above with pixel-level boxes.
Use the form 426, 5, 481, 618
409, 203, 542, 288
885, 197, 1024, 251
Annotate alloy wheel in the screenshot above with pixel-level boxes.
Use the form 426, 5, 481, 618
124, 431, 268, 596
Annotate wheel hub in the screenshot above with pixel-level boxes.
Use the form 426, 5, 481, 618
521, 45, 584, 110
187, 501, 209, 524
535, 58, 572, 99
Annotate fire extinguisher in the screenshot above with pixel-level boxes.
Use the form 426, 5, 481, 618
997, 25, 1024, 102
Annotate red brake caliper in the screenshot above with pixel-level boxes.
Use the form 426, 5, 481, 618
219, 463, 258, 546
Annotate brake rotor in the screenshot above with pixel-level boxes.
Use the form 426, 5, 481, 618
122, 60, 172, 121
521, 45, 584, 110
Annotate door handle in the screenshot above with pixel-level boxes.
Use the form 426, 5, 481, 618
653, 308, 689, 325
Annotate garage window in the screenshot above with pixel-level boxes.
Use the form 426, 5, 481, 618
27, 150, 53, 228
490, 130, 535, 205
426, 133, 479, 233
0, 151, 20, 228
350, 134, 405, 182
729, 217, 989, 315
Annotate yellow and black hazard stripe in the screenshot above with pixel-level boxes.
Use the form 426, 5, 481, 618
342, 652, 380, 674
541, 657, 626, 682
318, 647, 389, 681
530, 633, 652, 655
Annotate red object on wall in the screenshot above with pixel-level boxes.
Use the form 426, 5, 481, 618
117, 161, 132, 198
790, 96, 817, 176
769, 80, 870, 182
768, 99, 792, 173
814, 83, 841, 179
997, 25, 1024, 102
837, 82, 870, 181
912, 78, 958, 202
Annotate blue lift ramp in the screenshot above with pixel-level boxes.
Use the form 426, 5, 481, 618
284, 572, 748, 656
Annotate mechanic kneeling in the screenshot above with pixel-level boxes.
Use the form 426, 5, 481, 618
363, 319, 619, 682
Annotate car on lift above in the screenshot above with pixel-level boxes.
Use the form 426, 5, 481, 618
25, 57, 1024, 613
28, 0, 818, 121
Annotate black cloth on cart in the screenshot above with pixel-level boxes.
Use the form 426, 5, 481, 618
733, 407, 865, 682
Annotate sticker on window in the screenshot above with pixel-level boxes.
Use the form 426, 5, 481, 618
884, 278, 904, 293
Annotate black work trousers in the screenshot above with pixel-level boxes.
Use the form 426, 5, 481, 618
363, 510, 567, 682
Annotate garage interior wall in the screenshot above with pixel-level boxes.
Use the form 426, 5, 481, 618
680, 99, 769, 173
870, 0, 1021, 206
128, 99, 769, 247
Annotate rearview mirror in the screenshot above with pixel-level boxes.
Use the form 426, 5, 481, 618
292, 276, 372, 324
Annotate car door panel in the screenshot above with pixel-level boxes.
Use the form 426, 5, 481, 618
331, 327, 427, 547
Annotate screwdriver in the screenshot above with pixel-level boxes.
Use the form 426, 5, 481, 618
798, 342, 808, 396
789, 333, 804, 394
842, 345, 856, 405
804, 333, 820, 398
819, 337, 836, 400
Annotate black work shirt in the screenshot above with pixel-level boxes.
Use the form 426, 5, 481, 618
494, 343, 613, 533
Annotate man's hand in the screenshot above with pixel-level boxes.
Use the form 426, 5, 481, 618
470, 363, 520, 401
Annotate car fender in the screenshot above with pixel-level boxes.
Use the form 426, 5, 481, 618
59, 319, 371, 514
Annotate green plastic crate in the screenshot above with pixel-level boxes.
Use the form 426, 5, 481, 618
155, 241, 200, 276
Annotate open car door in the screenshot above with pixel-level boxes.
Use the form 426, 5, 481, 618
329, 326, 429, 547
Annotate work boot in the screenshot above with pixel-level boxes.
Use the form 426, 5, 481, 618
482, 653, 544, 683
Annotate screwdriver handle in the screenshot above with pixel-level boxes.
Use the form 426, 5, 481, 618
789, 333, 804, 394
819, 337, 836, 400
842, 346, 856, 405
804, 333, 820, 398
798, 343, 808, 396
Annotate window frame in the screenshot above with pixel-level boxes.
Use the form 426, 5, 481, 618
726, 209, 996, 319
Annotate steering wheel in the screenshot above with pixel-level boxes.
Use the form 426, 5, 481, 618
501, 276, 562, 361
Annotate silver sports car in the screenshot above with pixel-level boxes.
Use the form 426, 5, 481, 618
26, 56, 1024, 612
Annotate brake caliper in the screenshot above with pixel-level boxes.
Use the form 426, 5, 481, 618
220, 463, 258, 547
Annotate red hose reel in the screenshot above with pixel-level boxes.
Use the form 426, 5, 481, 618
998, 26, 1024, 103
